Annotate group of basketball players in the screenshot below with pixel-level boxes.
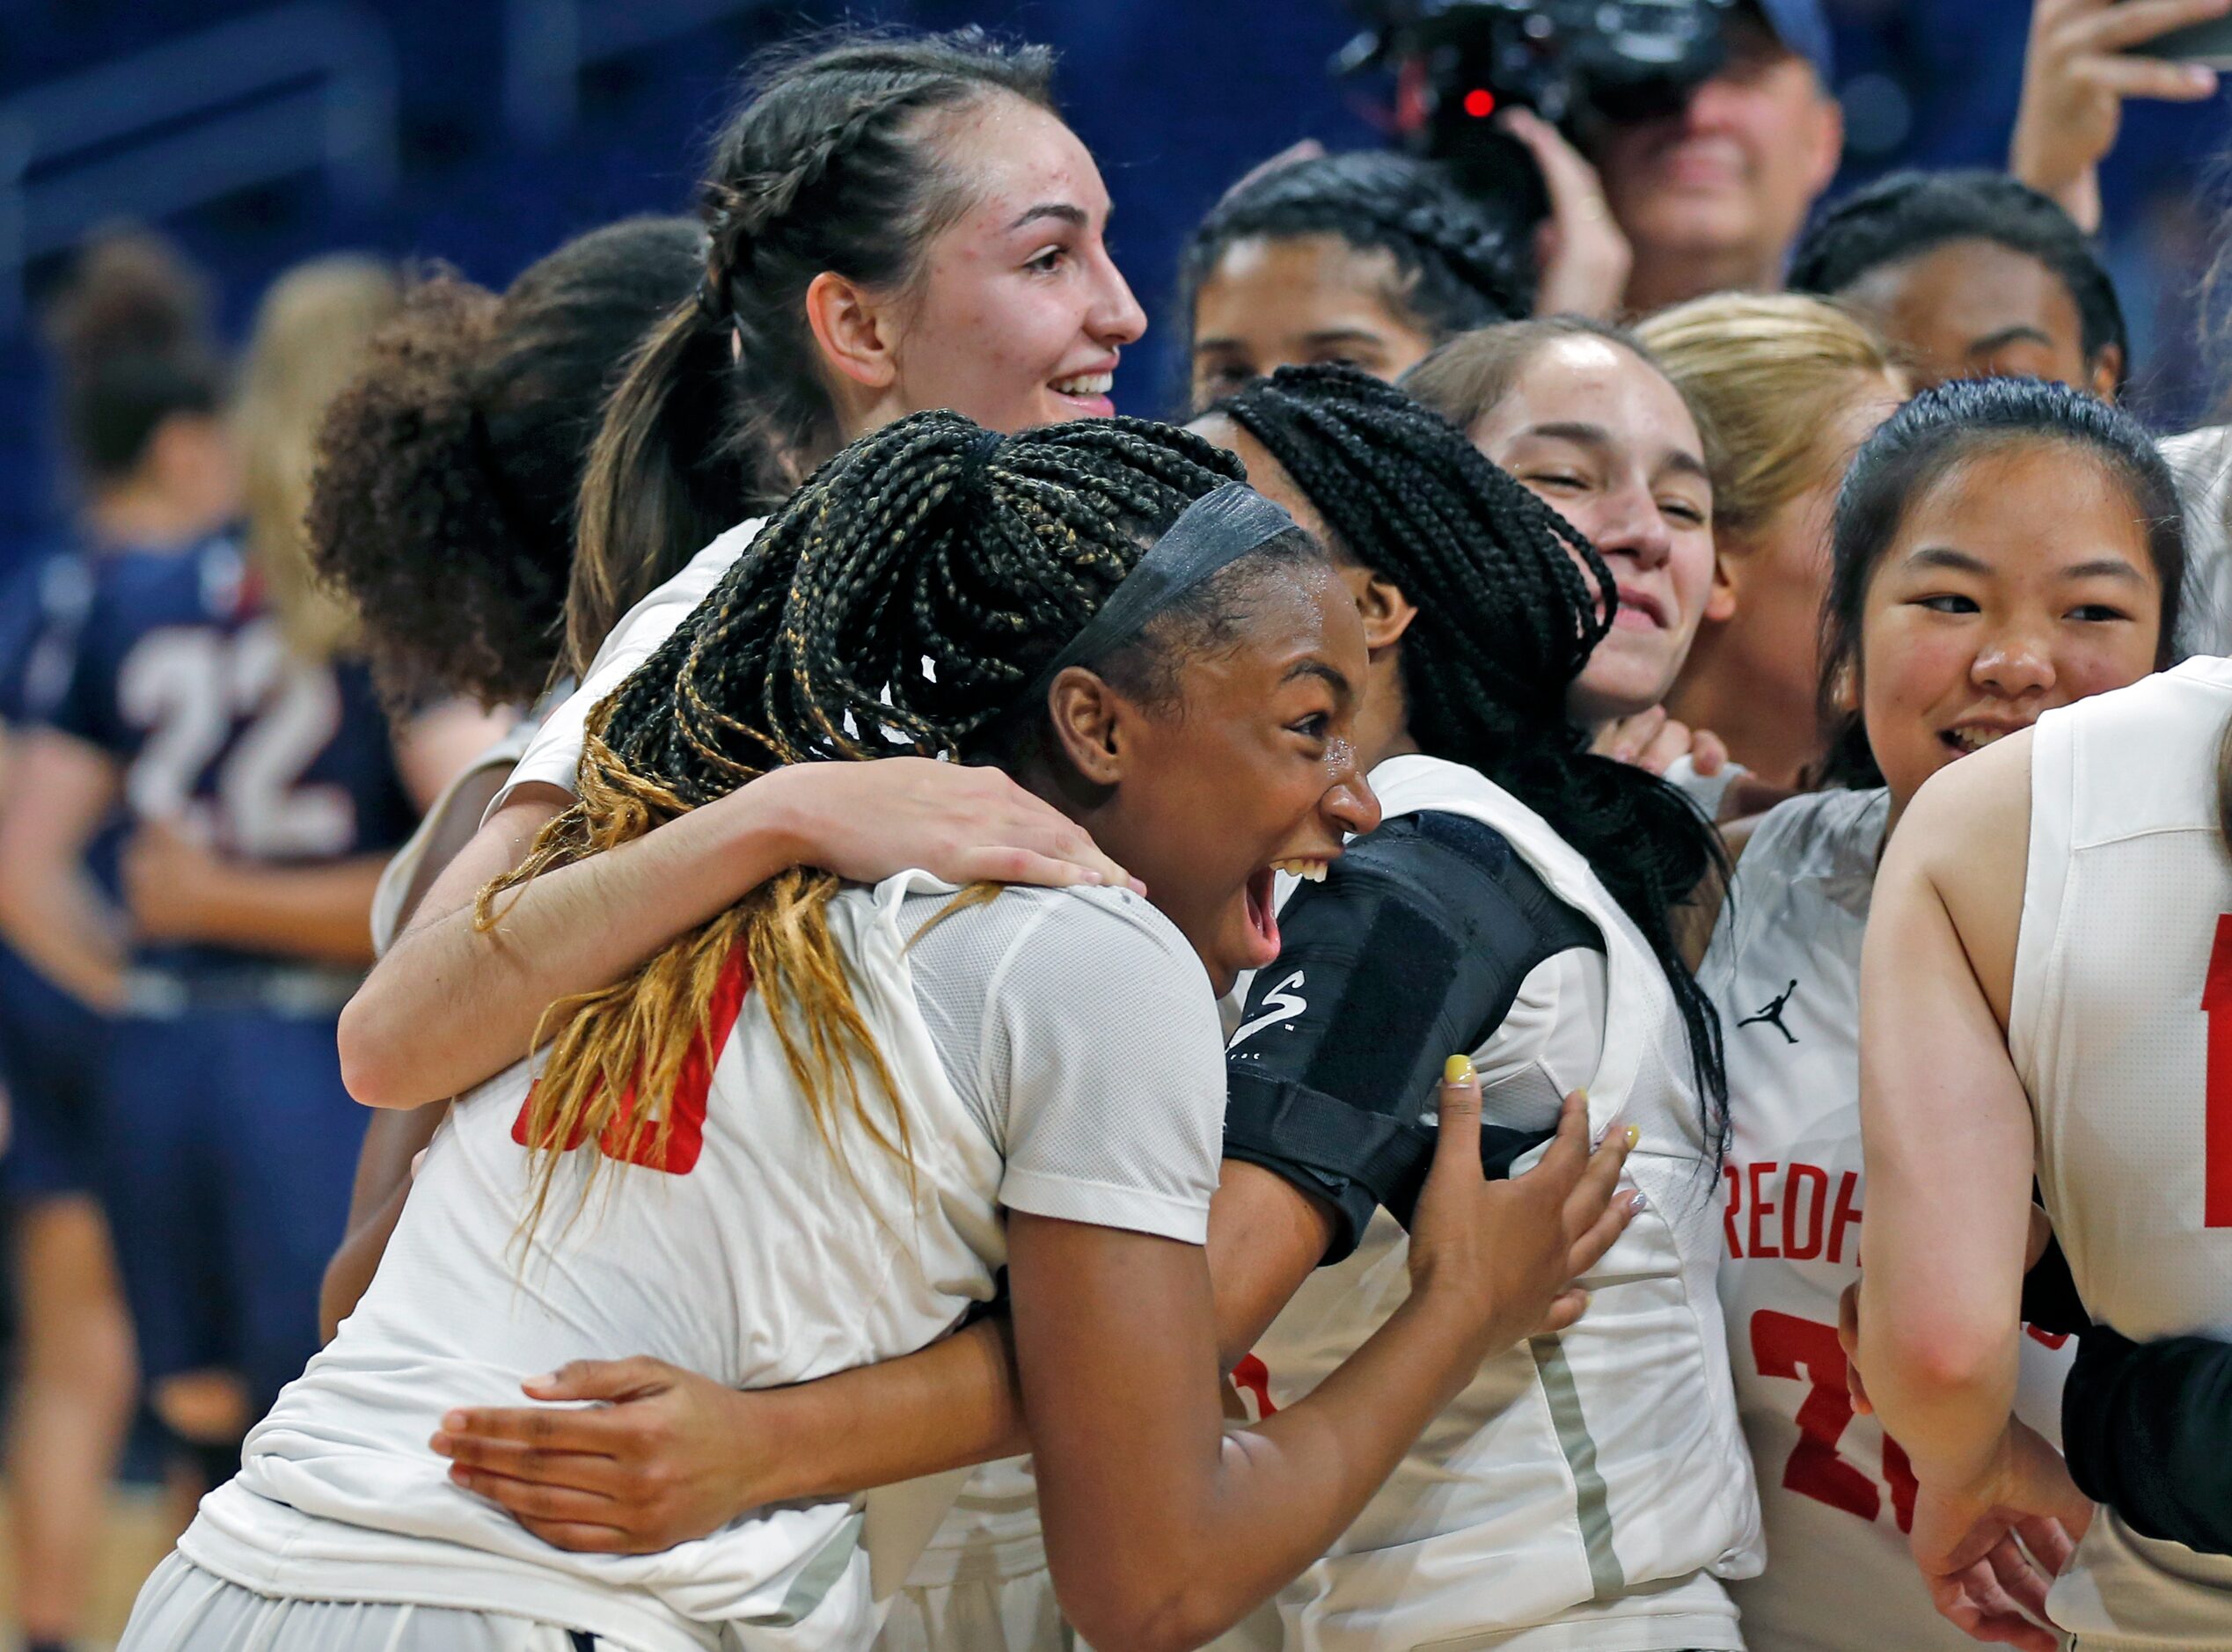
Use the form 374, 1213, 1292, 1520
0, 13, 2228, 1652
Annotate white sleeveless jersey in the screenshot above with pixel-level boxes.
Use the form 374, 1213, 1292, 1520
1236, 755, 1761, 1652
1707, 787, 2075, 1652
176, 873, 1221, 1652
2014, 658, 2232, 1648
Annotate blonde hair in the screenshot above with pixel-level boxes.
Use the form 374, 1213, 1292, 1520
1634, 293, 1902, 544
233, 256, 401, 661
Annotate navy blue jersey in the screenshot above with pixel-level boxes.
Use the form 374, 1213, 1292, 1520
0, 544, 109, 1197
0, 544, 96, 726
41, 533, 414, 976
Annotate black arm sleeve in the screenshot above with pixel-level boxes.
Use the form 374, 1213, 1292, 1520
1222, 810, 1603, 1264
2020, 1230, 2089, 1337
2063, 1322, 2232, 1555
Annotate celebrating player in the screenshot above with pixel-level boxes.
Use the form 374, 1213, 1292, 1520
1402, 316, 1729, 785
121, 413, 1635, 1652
1712, 376, 2184, 1651
431, 365, 1746, 1651
1181, 149, 1520, 410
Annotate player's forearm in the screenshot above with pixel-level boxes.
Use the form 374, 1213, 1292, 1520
0, 871, 125, 1012
340, 787, 813, 1108
1861, 1286, 2022, 1489
1057, 1287, 1498, 1652
181, 857, 386, 966
1207, 1161, 1336, 1372
320, 1177, 411, 1343
750, 1317, 1028, 1505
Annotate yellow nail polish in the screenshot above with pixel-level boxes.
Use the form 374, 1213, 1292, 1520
1623, 1124, 1640, 1150
1444, 1052, 1475, 1085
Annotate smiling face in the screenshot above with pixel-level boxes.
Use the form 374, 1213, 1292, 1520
1838, 238, 2118, 398
884, 96, 1147, 430
1464, 335, 1717, 722
1189, 234, 1438, 410
1064, 558, 1379, 996
1592, 17, 1841, 289
1857, 442, 2162, 817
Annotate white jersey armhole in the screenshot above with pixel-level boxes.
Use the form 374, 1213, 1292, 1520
484, 519, 764, 820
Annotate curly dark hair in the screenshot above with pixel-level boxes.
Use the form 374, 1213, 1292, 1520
1210, 363, 1729, 1152
307, 216, 703, 707
1788, 168, 2129, 391
1180, 150, 1526, 397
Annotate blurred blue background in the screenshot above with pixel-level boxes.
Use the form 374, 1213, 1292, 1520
0, 0, 2224, 578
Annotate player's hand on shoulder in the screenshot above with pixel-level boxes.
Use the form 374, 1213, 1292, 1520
745, 756, 1144, 894
432, 1356, 768, 1554
1407, 1075, 1642, 1359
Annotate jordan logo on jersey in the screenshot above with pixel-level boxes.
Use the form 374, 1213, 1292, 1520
1738, 979, 1800, 1044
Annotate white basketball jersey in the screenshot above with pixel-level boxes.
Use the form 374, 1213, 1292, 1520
2014, 657, 2232, 1648
1708, 787, 2074, 1652
179, 872, 1062, 1652
1235, 755, 1761, 1652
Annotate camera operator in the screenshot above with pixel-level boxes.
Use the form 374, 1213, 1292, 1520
1502, 0, 1842, 318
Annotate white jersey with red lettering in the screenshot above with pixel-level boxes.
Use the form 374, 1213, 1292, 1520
1706, 786, 2074, 1652
2016, 657, 2232, 1648
1233, 754, 1761, 1652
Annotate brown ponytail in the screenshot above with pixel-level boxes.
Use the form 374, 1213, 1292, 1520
562, 27, 1059, 675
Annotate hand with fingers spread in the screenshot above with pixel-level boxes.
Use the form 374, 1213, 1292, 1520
751, 756, 1143, 894
1499, 108, 1633, 321
2011, 0, 2228, 232
432, 1357, 772, 1554
1908, 1420, 2092, 1652
1591, 706, 1728, 780
1407, 1068, 1643, 1357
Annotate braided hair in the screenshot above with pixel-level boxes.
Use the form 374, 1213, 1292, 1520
567, 27, 1059, 674
1181, 150, 1526, 375
1211, 364, 1730, 1152
1788, 169, 2128, 391
494, 411, 1316, 1232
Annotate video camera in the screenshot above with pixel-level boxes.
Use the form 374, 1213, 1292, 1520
1336, 0, 1737, 234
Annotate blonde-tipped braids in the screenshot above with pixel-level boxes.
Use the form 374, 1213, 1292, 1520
487, 409, 1251, 1238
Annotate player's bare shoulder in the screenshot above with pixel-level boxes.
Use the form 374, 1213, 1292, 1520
1884, 729, 2033, 1017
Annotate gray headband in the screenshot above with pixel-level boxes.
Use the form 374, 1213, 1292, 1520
1026, 482, 1299, 703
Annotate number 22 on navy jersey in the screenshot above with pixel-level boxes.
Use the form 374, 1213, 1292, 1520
45, 537, 413, 864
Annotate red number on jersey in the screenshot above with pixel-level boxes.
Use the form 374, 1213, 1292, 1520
1231, 1353, 1278, 1419
1750, 1308, 1913, 1531
511, 946, 750, 1176
2200, 915, 2232, 1226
